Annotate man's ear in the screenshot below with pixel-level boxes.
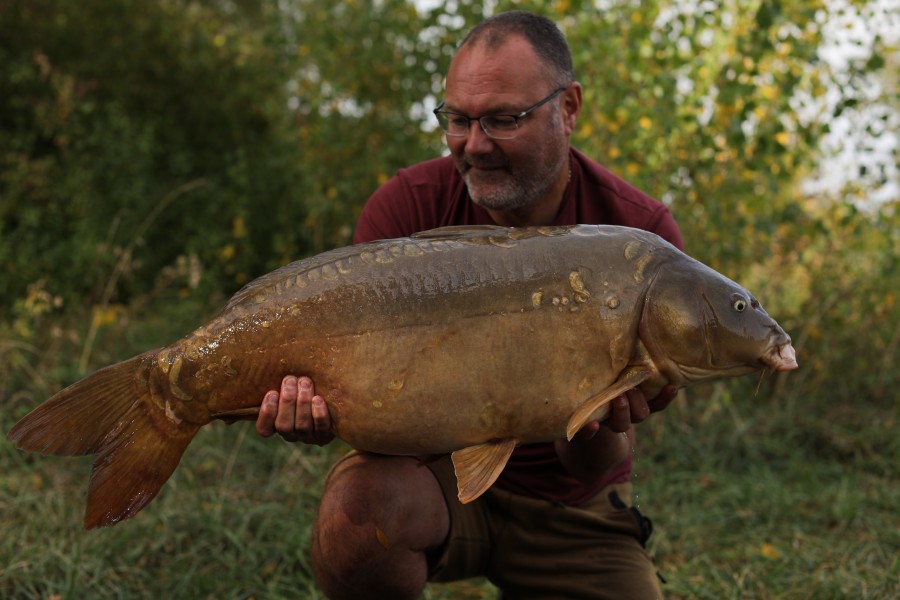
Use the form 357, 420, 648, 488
561, 82, 583, 136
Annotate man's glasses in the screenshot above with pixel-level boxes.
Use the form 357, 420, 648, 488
433, 86, 568, 140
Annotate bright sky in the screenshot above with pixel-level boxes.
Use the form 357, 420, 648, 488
804, 0, 898, 207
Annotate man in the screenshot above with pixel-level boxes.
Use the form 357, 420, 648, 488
257, 11, 682, 600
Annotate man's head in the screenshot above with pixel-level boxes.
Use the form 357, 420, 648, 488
440, 11, 582, 226
460, 10, 575, 86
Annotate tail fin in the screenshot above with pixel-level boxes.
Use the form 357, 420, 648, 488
7, 350, 200, 529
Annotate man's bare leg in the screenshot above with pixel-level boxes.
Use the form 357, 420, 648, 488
311, 453, 451, 599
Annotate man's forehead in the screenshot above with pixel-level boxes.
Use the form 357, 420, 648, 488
451, 34, 538, 75
445, 37, 546, 111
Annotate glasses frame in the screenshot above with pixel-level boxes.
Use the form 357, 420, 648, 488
433, 86, 569, 140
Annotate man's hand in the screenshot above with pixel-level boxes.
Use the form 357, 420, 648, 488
582, 384, 679, 439
556, 384, 679, 482
256, 375, 334, 446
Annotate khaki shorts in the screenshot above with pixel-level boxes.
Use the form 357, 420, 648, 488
425, 455, 663, 600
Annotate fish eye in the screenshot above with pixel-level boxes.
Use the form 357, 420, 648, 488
733, 298, 747, 312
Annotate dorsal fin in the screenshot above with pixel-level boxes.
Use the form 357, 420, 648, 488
411, 225, 507, 240
221, 243, 373, 311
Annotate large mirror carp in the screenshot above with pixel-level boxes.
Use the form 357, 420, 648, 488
8, 224, 797, 528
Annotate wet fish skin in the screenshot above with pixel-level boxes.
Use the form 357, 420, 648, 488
7, 224, 797, 528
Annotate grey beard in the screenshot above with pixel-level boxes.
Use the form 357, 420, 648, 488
465, 152, 567, 212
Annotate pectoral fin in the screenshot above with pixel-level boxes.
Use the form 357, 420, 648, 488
451, 439, 517, 504
566, 367, 653, 441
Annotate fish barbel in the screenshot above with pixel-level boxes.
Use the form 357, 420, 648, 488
7, 224, 797, 528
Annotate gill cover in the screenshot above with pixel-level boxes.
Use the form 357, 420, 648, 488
641, 257, 792, 383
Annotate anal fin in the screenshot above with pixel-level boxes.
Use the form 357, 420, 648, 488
451, 439, 517, 504
565, 367, 653, 441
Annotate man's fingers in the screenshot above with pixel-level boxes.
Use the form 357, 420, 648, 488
256, 375, 333, 445
310, 395, 334, 445
293, 377, 334, 445
274, 375, 299, 434
647, 384, 678, 413
256, 390, 280, 437
576, 419, 601, 440
294, 376, 314, 432
626, 389, 651, 423
606, 396, 631, 433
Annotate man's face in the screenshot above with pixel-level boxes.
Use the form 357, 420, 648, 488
443, 37, 573, 214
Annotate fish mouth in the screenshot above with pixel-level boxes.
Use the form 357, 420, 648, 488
761, 342, 798, 372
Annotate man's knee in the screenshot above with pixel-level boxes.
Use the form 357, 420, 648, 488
310, 453, 449, 599
315, 454, 436, 533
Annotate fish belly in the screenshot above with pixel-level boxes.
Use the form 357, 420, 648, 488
309, 306, 630, 454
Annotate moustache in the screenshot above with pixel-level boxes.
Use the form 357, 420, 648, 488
460, 154, 510, 172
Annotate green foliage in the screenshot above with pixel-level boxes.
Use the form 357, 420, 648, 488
274, 0, 465, 251
1, 0, 897, 598
0, 0, 309, 313
564, 0, 829, 263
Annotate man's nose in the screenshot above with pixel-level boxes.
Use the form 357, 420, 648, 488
464, 119, 495, 154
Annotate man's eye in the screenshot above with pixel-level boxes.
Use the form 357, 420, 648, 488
486, 116, 518, 131
448, 115, 469, 127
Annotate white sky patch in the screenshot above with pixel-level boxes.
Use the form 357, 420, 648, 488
802, 0, 898, 208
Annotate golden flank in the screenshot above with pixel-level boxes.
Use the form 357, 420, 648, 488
8, 225, 797, 528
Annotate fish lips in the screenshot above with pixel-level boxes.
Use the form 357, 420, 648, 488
761, 341, 798, 373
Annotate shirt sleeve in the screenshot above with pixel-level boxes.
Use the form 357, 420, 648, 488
647, 206, 684, 251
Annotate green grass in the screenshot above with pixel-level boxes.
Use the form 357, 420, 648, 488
638, 387, 899, 599
1, 303, 897, 599
0, 423, 497, 599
